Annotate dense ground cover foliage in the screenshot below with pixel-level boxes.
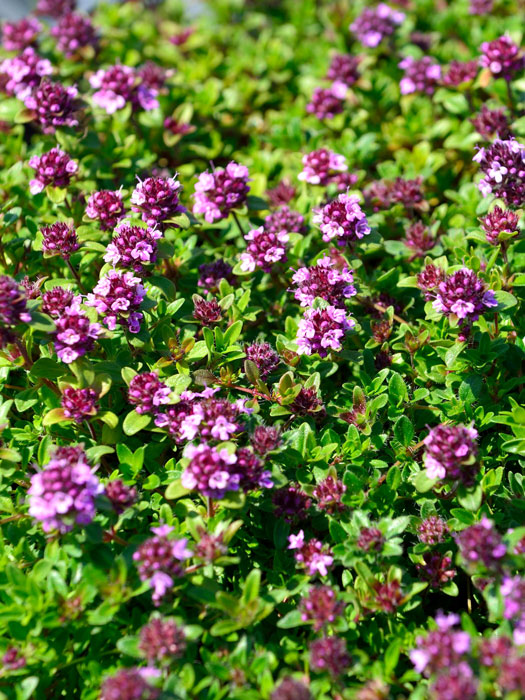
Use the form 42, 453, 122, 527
0, 0, 524, 697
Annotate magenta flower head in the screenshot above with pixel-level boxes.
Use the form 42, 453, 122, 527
85, 189, 126, 231
0, 47, 53, 99
0, 275, 31, 330
309, 636, 350, 676
399, 56, 441, 95
192, 297, 222, 326
198, 260, 236, 294
264, 206, 305, 235
473, 138, 525, 207
431, 268, 497, 329
313, 476, 346, 513
193, 161, 250, 223
273, 485, 311, 522
28, 445, 103, 533
306, 83, 347, 120
500, 576, 525, 645
327, 53, 360, 87
300, 585, 345, 631
271, 678, 312, 700
409, 612, 471, 677
53, 298, 102, 363
288, 530, 333, 576
424, 423, 479, 483
252, 425, 282, 456
28, 147, 78, 194
131, 175, 185, 228
296, 306, 354, 357
313, 193, 371, 246
291, 256, 355, 308
455, 517, 507, 570
139, 618, 186, 664
51, 13, 98, 57
2, 17, 42, 52
298, 148, 347, 186
24, 78, 82, 134
350, 4, 405, 48
104, 222, 162, 272
417, 516, 449, 545
471, 105, 511, 140
133, 524, 192, 605
86, 270, 145, 334
404, 221, 435, 256
41, 286, 75, 318
41, 222, 79, 258
61, 386, 98, 422
89, 64, 158, 114
239, 226, 289, 273
470, 0, 493, 14
105, 479, 137, 514
416, 552, 456, 588
480, 35, 524, 81
245, 341, 279, 379
417, 263, 446, 300
481, 205, 520, 244
442, 60, 478, 87
100, 668, 159, 700
35, 0, 76, 17
266, 179, 296, 206
181, 444, 241, 498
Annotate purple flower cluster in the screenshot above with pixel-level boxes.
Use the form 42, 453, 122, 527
271, 678, 312, 700
399, 56, 441, 95
404, 221, 435, 256
89, 64, 159, 114
442, 60, 478, 87
273, 485, 311, 522
291, 256, 355, 308
240, 226, 289, 273
174, 395, 247, 442
431, 268, 497, 331
0, 47, 52, 99
85, 189, 126, 230
24, 78, 81, 133
198, 260, 236, 293
313, 193, 371, 246
470, 0, 493, 14
306, 83, 347, 120
0, 276, 31, 330
288, 531, 333, 576
481, 205, 520, 244
356, 527, 384, 552
127, 372, 171, 414
131, 176, 185, 228
266, 179, 296, 206
192, 297, 222, 326
133, 525, 192, 604
193, 162, 250, 223
105, 479, 137, 514
2, 17, 41, 51
300, 585, 345, 630
326, 53, 360, 87
53, 299, 102, 363
480, 35, 524, 81
313, 476, 346, 513
245, 341, 280, 379
296, 305, 354, 357
417, 263, 446, 299
471, 105, 511, 140
51, 12, 98, 57
417, 516, 449, 545
28, 445, 103, 533
455, 517, 506, 570
417, 552, 456, 588
29, 147, 78, 194
309, 636, 350, 676
251, 425, 281, 455
41, 221, 79, 258
61, 386, 98, 422
350, 4, 405, 48
35, 0, 76, 17
289, 386, 326, 419
473, 138, 525, 207
41, 286, 75, 318
86, 270, 145, 333
410, 613, 470, 677
424, 423, 479, 483
298, 148, 347, 186
100, 668, 159, 700
104, 223, 162, 272
264, 206, 305, 235
500, 576, 525, 645
139, 617, 186, 663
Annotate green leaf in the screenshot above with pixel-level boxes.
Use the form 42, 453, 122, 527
116, 636, 141, 658
393, 415, 414, 447
223, 320, 243, 347
165, 479, 191, 500
122, 410, 151, 436
277, 609, 305, 629
457, 484, 482, 512
493, 290, 518, 311
29, 358, 67, 380
242, 569, 261, 604
388, 372, 407, 407
43, 408, 68, 426
445, 342, 465, 368
413, 471, 437, 493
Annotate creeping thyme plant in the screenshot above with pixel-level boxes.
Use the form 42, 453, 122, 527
0, 0, 524, 698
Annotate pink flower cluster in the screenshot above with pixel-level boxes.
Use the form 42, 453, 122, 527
350, 4, 405, 48
89, 64, 159, 114
128, 371, 172, 415
0, 47, 52, 99
399, 56, 441, 95
240, 226, 289, 273
291, 256, 355, 308
29, 147, 78, 194
296, 306, 354, 357
288, 531, 333, 576
313, 193, 371, 246
86, 269, 145, 333
104, 222, 162, 272
53, 298, 102, 363
474, 138, 525, 207
85, 189, 126, 230
193, 162, 250, 223
424, 423, 479, 483
131, 175, 185, 228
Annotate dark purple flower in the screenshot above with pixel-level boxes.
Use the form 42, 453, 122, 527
53, 298, 102, 363
455, 517, 506, 570
291, 256, 355, 308
169, 27, 194, 46
41, 286, 75, 318
194, 531, 227, 562
245, 341, 279, 379
128, 372, 171, 415
153, 399, 194, 440
192, 296, 222, 326
138, 61, 171, 92
51, 12, 98, 57
175, 395, 247, 443
231, 447, 273, 491
133, 525, 191, 604
266, 179, 296, 206
309, 636, 350, 676
28, 445, 102, 533
479, 636, 512, 666
180, 443, 240, 498
327, 53, 360, 87
2, 647, 26, 670
296, 306, 354, 357
313, 476, 346, 514
105, 479, 137, 514
193, 162, 250, 223
500, 576, 525, 644
417, 552, 456, 588
131, 176, 185, 228
442, 60, 478, 87
0, 47, 52, 99
0, 275, 31, 329
24, 78, 82, 133
404, 221, 435, 256
417, 516, 449, 544
499, 654, 525, 694
410, 32, 433, 51
431, 268, 497, 327
86, 270, 145, 334
198, 260, 236, 294
399, 56, 441, 95
90, 64, 158, 114
474, 138, 525, 206
264, 206, 305, 235
21, 276, 44, 299
289, 387, 326, 419
481, 205, 519, 244
36, 0, 76, 17
390, 177, 425, 209
417, 264, 446, 300
424, 423, 479, 483
272, 485, 311, 522
61, 386, 98, 422
104, 223, 162, 272
410, 613, 470, 676
2, 18, 41, 52
313, 193, 371, 246
240, 226, 289, 273
300, 585, 345, 631
430, 662, 477, 700
85, 189, 126, 231
251, 425, 282, 455
271, 677, 312, 700
357, 527, 384, 551
139, 618, 186, 663
480, 35, 524, 81
298, 148, 347, 186
470, 0, 493, 14
41, 221, 79, 258
100, 668, 159, 700
350, 4, 405, 48
163, 115, 193, 136
288, 531, 333, 576
471, 105, 511, 140
372, 579, 403, 613
330, 171, 359, 192
306, 84, 346, 120
29, 147, 78, 194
